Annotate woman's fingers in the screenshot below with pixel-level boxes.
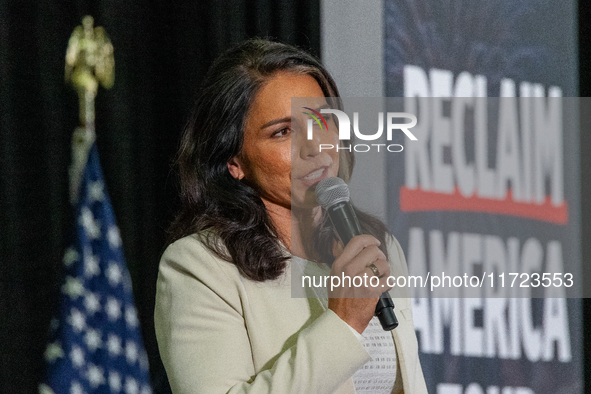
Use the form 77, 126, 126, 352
333, 235, 380, 270
327, 235, 392, 332
330, 238, 392, 297
350, 245, 389, 276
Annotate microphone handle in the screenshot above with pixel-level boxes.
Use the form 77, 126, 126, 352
326, 202, 398, 331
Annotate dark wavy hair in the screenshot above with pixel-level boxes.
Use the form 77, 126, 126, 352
169, 38, 389, 281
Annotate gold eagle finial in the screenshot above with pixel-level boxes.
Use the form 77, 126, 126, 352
65, 15, 114, 125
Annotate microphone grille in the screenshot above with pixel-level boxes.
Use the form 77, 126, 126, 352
315, 177, 350, 209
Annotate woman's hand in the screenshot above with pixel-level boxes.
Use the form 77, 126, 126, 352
327, 235, 391, 334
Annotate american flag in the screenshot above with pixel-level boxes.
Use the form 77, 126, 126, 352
39, 143, 152, 394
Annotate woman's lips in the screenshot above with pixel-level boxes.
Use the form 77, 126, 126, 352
299, 166, 328, 185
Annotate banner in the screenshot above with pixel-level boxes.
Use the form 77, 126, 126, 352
384, 1, 581, 393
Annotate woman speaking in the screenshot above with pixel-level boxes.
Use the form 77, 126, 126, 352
154, 38, 427, 394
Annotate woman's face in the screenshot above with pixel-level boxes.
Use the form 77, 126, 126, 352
228, 71, 340, 211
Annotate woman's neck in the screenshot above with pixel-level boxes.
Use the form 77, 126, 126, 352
290, 208, 319, 260
263, 199, 321, 260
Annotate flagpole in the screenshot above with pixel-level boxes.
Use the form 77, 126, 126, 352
65, 15, 114, 204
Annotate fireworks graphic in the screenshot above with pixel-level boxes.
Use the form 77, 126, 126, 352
384, 0, 553, 96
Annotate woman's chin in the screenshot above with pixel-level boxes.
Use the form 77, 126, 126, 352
290, 192, 321, 212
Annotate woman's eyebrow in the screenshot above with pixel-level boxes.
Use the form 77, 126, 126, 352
260, 116, 292, 130
258, 103, 330, 130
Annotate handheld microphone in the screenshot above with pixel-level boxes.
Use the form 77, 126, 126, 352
315, 177, 398, 331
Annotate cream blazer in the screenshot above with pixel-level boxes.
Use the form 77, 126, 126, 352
154, 234, 428, 394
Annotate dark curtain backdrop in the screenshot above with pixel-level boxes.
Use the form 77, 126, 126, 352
0, 1, 319, 393
579, 1, 591, 391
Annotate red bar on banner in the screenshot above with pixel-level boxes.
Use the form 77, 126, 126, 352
399, 186, 568, 225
